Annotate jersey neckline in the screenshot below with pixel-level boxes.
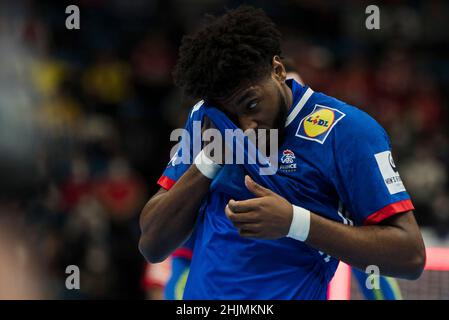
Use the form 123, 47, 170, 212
284, 79, 314, 127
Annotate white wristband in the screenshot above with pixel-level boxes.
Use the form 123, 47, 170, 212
287, 205, 311, 242
194, 149, 222, 180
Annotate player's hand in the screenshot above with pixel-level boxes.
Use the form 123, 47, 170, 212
225, 175, 293, 239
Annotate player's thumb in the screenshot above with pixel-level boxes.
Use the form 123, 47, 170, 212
244, 175, 271, 197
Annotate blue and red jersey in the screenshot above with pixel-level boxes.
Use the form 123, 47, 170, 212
158, 79, 414, 299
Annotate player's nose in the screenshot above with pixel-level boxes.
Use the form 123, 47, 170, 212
239, 117, 258, 132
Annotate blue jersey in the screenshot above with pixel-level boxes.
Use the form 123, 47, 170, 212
157, 79, 414, 300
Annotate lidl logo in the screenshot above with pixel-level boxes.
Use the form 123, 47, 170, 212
304, 109, 334, 137
296, 104, 345, 144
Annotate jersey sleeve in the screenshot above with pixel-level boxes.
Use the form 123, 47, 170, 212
332, 108, 414, 226
172, 234, 195, 260
157, 101, 204, 190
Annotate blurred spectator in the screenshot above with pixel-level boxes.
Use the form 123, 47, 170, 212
82, 51, 131, 107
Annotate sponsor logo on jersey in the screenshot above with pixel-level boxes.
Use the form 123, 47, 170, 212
280, 149, 297, 172
296, 104, 345, 144
374, 150, 406, 194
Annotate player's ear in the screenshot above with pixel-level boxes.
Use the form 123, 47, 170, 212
271, 56, 287, 82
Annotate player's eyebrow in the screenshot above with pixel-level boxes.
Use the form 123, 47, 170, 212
214, 86, 256, 112
235, 88, 256, 106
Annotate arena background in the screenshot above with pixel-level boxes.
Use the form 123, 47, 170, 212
0, 0, 448, 299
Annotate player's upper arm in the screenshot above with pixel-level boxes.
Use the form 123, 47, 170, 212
331, 107, 415, 226
157, 100, 205, 191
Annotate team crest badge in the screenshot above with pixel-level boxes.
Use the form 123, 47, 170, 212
280, 149, 297, 172
296, 104, 345, 144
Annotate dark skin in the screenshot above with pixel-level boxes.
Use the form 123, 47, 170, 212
139, 56, 426, 280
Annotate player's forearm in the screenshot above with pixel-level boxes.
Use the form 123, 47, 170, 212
305, 212, 426, 280
139, 165, 211, 263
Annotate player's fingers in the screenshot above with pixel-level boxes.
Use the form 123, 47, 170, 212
232, 221, 261, 231
227, 198, 259, 213
225, 205, 257, 223
244, 175, 272, 197
238, 228, 261, 238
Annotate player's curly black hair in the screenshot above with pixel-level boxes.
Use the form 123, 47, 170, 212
173, 5, 282, 101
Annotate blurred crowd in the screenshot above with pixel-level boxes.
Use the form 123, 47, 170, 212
0, 0, 448, 299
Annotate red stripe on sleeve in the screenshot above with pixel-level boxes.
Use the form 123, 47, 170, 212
172, 248, 193, 260
364, 199, 415, 225
157, 175, 177, 190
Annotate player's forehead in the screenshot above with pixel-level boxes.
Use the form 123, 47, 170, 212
223, 86, 257, 104
214, 81, 265, 112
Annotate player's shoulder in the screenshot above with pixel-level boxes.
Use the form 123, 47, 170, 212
303, 91, 389, 145
336, 103, 389, 145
